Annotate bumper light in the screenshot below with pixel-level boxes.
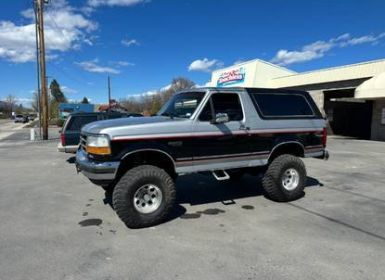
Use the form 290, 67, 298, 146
86, 135, 111, 155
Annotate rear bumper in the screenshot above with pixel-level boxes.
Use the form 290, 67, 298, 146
57, 143, 78, 153
75, 148, 120, 181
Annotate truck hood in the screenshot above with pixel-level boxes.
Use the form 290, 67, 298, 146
81, 116, 189, 136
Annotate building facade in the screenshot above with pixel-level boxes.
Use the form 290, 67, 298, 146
210, 59, 385, 141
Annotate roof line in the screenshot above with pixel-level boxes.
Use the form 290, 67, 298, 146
212, 58, 297, 74
273, 58, 385, 80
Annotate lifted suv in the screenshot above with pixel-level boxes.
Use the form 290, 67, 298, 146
76, 87, 328, 228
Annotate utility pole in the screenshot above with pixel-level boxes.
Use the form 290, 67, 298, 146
33, 2, 42, 139
108, 76, 111, 112
36, 0, 49, 140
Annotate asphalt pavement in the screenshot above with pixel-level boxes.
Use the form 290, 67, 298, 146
0, 138, 384, 280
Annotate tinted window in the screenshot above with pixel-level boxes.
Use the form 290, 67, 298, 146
67, 116, 97, 131
199, 93, 243, 121
251, 93, 314, 117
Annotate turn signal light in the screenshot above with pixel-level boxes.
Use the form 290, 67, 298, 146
86, 146, 111, 155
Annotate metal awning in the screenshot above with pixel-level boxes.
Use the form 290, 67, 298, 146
355, 72, 385, 99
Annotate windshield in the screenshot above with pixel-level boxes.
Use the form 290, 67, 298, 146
157, 91, 206, 118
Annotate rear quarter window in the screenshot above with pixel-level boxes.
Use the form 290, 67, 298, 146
249, 91, 317, 119
66, 116, 98, 131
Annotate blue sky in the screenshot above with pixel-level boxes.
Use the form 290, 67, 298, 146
0, 0, 384, 107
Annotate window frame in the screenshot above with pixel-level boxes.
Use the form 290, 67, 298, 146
249, 91, 318, 120
197, 92, 245, 122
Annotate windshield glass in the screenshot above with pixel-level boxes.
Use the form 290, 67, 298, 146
157, 91, 206, 118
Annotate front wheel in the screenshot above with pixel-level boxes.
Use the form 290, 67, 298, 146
112, 165, 176, 228
262, 154, 307, 202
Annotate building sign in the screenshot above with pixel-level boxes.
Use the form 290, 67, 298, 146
217, 67, 246, 87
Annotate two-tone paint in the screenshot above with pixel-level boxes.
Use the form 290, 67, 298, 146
77, 87, 327, 183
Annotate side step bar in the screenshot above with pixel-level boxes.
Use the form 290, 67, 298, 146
212, 170, 230, 181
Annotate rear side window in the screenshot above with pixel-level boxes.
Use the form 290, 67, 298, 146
199, 93, 243, 121
250, 93, 314, 118
66, 116, 97, 131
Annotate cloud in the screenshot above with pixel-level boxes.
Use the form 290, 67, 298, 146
115, 60, 135, 67
121, 38, 139, 47
60, 86, 78, 94
271, 32, 385, 66
0, 1, 97, 63
88, 0, 146, 7
188, 58, 223, 72
75, 59, 120, 74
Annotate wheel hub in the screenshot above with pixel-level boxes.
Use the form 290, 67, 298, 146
281, 168, 300, 191
133, 184, 163, 214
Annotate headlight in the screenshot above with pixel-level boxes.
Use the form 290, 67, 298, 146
86, 135, 111, 155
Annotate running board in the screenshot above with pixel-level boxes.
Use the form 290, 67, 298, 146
212, 170, 230, 181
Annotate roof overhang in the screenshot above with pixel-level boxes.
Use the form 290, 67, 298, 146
355, 72, 385, 99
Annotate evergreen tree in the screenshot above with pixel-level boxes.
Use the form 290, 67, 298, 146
49, 79, 67, 103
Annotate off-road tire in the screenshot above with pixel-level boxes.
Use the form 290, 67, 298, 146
262, 154, 306, 202
112, 165, 176, 228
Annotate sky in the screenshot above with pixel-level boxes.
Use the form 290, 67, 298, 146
0, 0, 384, 107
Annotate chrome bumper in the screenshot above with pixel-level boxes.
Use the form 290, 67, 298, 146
75, 148, 120, 181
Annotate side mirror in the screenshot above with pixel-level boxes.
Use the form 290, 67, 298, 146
211, 113, 229, 124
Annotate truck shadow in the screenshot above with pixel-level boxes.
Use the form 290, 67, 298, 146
103, 174, 322, 225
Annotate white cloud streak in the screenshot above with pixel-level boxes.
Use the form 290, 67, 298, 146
121, 38, 139, 47
271, 32, 385, 66
188, 58, 223, 72
75, 59, 120, 74
87, 0, 146, 7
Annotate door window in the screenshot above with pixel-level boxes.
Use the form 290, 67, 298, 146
199, 93, 243, 121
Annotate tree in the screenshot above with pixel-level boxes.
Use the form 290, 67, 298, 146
81, 97, 89, 104
32, 91, 41, 113
4, 95, 17, 117
120, 77, 196, 115
49, 79, 67, 103
49, 79, 68, 120
161, 77, 196, 102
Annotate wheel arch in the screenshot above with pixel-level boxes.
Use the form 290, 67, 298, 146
116, 149, 176, 180
268, 141, 305, 163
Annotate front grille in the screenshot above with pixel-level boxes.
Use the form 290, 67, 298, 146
80, 135, 87, 151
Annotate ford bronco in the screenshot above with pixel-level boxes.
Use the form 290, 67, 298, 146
76, 87, 328, 228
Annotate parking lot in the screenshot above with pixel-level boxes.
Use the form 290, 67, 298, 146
0, 137, 384, 280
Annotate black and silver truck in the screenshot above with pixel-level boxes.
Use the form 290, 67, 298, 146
76, 87, 328, 228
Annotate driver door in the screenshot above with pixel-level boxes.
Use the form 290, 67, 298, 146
192, 92, 250, 165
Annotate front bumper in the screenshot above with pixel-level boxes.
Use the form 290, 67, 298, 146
75, 148, 120, 181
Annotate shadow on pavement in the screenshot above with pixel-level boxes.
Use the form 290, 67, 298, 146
101, 173, 323, 225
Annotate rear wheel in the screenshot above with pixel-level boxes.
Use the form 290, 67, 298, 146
112, 165, 176, 228
262, 154, 306, 202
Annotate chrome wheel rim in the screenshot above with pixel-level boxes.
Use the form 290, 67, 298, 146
133, 184, 163, 214
281, 168, 300, 191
